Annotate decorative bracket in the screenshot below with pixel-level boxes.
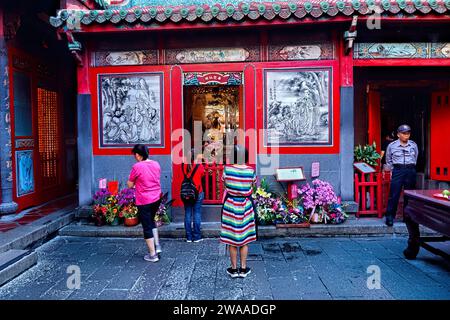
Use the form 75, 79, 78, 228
57, 28, 83, 65
344, 16, 358, 55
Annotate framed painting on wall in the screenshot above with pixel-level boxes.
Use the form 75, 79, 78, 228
263, 68, 333, 147
97, 72, 164, 148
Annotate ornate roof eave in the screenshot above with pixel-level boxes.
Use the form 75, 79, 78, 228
50, 0, 450, 31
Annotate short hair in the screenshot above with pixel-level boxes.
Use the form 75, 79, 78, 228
231, 145, 248, 165
131, 144, 149, 160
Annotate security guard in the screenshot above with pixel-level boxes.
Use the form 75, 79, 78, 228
385, 124, 418, 227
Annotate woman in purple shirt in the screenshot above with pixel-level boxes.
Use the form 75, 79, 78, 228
127, 144, 162, 262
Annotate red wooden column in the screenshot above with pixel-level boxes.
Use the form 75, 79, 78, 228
170, 65, 184, 207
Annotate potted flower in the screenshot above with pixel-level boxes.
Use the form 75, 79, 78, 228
104, 195, 120, 225
122, 204, 139, 227
92, 188, 112, 226
117, 188, 137, 226
354, 142, 381, 167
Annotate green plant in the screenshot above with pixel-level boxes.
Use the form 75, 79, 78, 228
354, 142, 381, 166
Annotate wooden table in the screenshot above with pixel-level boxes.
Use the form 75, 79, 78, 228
403, 190, 450, 260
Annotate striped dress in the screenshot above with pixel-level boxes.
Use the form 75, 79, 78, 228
220, 164, 257, 247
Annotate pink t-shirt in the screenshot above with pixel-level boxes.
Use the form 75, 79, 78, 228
128, 160, 162, 205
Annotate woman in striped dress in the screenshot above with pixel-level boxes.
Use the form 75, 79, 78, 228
220, 145, 257, 278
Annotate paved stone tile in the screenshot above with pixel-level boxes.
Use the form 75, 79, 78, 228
380, 258, 443, 288
97, 289, 129, 300
67, 280, 110, 300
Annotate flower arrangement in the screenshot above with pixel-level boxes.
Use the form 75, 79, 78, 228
155, 192, 174, 227
92, 188, 112, 226
252, 178, 278, 225
104, 195, 121, 225
275, 197, 308, 225
92, 188, 138, 225
300, 179, 348, 224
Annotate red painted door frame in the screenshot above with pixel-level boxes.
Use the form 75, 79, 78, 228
170, 63, 257, 207
8, 47, 67, 211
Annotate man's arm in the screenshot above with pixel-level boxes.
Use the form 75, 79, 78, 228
127, 180, 135, 188
385, 143, 393, 170
413, 143, 419, 164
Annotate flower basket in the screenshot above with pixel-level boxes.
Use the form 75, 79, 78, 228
124, 217, 139, 227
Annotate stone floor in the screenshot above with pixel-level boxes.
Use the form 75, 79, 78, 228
0, 236, 449, 300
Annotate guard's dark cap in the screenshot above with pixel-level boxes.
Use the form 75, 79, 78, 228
397, 124, 411, 133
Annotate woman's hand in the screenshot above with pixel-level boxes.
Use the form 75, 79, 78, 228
127, 180, 135, 188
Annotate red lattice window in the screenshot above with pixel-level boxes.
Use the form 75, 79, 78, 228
37, 88, 59, 188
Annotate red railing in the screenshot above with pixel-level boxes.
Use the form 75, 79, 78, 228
354, 171, 391, 218
202, 163, 225, 204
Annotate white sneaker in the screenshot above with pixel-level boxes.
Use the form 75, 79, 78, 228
186, 239, 192, 243
193, 238, 203, 243
144, 253, 159, 262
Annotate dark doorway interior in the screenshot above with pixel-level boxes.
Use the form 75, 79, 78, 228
380, 88, 429, 173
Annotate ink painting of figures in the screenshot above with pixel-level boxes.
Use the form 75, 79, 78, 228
99, 73, 164, 148
264, 68, 332, 147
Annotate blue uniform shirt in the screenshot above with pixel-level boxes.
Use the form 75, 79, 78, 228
385, 139, 418, 170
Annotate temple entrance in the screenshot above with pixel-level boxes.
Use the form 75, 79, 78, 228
183, 84, 243, 204
355, 67, 450, 188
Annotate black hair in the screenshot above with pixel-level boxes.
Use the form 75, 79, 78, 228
231, 144, 249, 165
131, 144, 149, 160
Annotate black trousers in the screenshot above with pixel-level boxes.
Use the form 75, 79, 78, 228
386, 167, 416, 219
137, 200, 161, 239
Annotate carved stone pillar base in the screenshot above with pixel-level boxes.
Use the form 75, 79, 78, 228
0, 201, 18, 215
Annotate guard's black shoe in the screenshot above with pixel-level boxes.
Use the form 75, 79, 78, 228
385, 217, 393, 227
403, 249, 417, 260
226, 268, 239, 278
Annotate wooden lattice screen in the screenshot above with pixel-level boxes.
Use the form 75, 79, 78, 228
37, 88, 59, 188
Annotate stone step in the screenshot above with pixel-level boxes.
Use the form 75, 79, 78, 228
0, 250, 37, 287
59, 218, 439, 239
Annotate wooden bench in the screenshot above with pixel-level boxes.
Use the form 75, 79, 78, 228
403, 189, 450, 260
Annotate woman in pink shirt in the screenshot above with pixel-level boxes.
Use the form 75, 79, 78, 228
127, 144, 162, 262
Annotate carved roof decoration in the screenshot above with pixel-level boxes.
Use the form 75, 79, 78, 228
51, 0, 450, 30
